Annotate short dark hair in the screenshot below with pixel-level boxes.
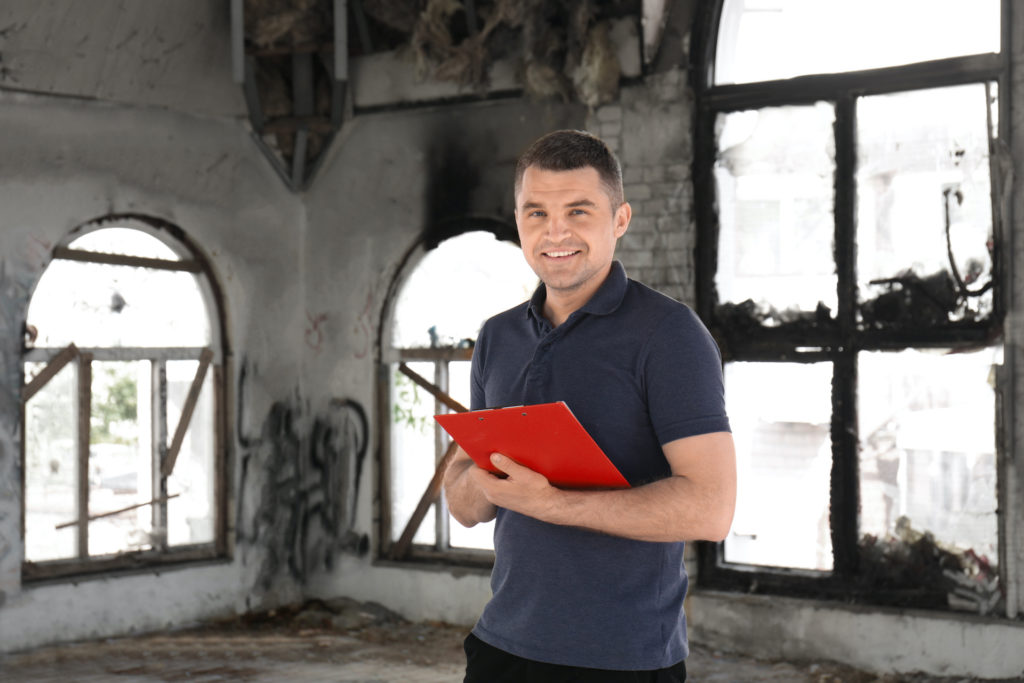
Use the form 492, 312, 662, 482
514, 129, 624, 209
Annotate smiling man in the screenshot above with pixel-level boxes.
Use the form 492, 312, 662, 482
444, 129, 736, 682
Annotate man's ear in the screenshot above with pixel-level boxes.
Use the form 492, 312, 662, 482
614, 202, 632, 238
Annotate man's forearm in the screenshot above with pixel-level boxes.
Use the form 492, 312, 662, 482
443, 452, 498, 528
543, 475, 733, 543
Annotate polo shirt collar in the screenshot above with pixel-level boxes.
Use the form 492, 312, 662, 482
526, 260, 628, 324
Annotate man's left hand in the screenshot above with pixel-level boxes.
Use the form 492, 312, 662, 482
477, 453, 563, 521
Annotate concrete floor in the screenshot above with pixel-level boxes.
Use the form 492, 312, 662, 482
0, 600, 988, 682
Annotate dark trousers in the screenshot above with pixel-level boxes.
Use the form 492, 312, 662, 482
463, 633, 687, 683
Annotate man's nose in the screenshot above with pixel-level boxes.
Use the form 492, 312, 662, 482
545, 215, 571, 240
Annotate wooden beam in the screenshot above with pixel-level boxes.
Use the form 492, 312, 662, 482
389, 440, 460, 560
55, 494, 181, 530
398, 362, 468, 413
21, 343, 78, 401
53, 246, 201, 273
161, 349, 214, 477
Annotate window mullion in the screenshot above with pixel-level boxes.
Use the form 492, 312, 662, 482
831, 93, 860, 577
153, 360, 169, 552
77, 353, 93, 559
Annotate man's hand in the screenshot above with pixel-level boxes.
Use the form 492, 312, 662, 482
475, 453, 563, 521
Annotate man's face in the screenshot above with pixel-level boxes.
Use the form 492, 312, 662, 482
514, 165, 630, 298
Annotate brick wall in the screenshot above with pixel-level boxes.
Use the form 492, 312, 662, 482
587, 68, 697, 306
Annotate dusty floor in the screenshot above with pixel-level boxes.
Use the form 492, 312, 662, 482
0, 599, 994, 682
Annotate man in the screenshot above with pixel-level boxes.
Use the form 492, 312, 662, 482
443, 129, 736, 682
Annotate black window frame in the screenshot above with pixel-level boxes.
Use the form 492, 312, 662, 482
690, 1, 1011, 606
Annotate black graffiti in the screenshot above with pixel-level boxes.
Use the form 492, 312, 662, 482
238, 398, 369, 590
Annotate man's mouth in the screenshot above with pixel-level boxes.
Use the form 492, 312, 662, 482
542, 249, 581, 259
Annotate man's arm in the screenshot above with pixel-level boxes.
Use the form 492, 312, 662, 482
476, 431, 736, 543
443, 445, 498, 528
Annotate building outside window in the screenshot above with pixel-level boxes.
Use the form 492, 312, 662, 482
381, 230, 536, 562
693, 0, 1006, 613
21, 219, 227, 580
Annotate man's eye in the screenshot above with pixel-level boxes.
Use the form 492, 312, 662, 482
570, 209, 586, 215
530, 210, 546, 218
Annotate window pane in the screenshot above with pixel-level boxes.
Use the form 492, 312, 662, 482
447, 360, 494, 550
69, 227, 182, 260
859, 349, 998, 579
716, 0, 1000, 85
391, 232, 537, 349
715, 104, 837, 321
27, 260, 211, 348
724, 361, 833, 571
88, 361, 153, 556
389, 362, 438, 546
24, 361, 79, 562
857, 84, 995, 328
166, 360, 216, 547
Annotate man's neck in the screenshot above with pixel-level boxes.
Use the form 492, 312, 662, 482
541, 267, 611, 327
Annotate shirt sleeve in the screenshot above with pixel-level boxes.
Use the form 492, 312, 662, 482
642, 305, 731, 445
470, 320, 489, 412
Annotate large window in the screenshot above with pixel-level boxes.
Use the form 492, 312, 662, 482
694, 0, 1006, 613
21, 220, 227, 580
381, 230, 536, 562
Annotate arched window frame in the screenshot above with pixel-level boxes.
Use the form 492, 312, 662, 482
377, 221, 528, 565
20, 215, 230, 581
690, 1, 1012, 611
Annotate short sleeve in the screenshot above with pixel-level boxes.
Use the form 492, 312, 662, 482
643, 306, 731, 445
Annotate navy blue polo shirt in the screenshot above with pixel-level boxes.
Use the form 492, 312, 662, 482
469, 261, 730, 670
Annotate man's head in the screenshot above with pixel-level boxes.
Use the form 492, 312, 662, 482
513, 130, 631, 321
514, 129, 625, 211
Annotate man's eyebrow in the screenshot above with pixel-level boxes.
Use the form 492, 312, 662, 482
566, 199, 599, 208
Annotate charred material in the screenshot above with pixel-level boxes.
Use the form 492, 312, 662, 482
861, 269, 961, 328
857, 517, 1000, 614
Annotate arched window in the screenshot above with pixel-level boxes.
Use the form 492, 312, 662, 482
21, 219, 227, 579
694, 0, 1005, 612
381, 230, 537, 562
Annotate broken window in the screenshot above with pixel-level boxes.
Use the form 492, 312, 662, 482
382, 231, 536, 562
21, 222, 225, 579
696, 1, 1005, 612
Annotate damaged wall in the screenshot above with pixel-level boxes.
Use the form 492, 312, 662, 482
0, 87, 308, 650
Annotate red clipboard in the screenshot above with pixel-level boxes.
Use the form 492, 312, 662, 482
434, 401, 630, 489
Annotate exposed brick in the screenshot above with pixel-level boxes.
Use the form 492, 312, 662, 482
643, 166, 665, 183
601, 121, 622, 138
624, 183, 652, 200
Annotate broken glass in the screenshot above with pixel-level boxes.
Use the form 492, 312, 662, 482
857, 83, 996, 328
723, 361, 833, 571
715, 0, 1000, 86
715, 103, 837, 325
858, 348, 999, 611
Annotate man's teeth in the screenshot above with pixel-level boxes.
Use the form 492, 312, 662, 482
546, 250, 577, 257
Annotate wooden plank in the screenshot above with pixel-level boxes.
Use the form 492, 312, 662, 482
398, 362, 468, 414
53, 246, 201, 273
55, 494, 181, 530
21, 343, 78, 401
389, 440, 460, 561
161, 348, 214, 477
24, 346, 208, 363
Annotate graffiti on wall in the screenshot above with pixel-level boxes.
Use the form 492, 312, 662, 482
236, 376, 370, 590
